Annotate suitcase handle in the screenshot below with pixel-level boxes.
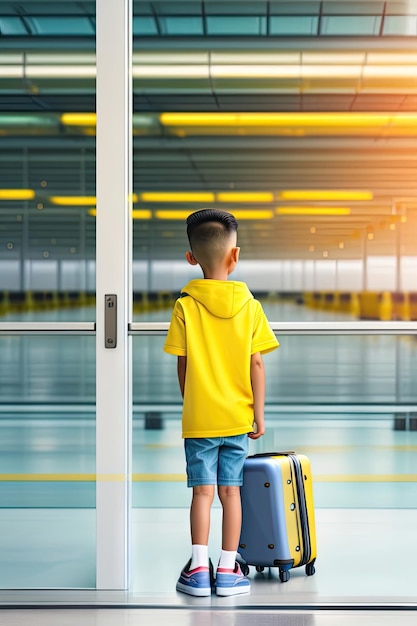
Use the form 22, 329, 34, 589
248, 451, 295, 458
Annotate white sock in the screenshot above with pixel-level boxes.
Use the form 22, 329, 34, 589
190, 544, 209, 570
218, 549, 236, 570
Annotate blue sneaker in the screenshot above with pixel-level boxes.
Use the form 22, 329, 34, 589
176, 559, 211, 597
215, 562, 251, 597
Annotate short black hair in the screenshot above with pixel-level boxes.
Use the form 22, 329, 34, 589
186, 209, 238, 247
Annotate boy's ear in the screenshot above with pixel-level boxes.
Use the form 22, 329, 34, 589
185, 251, 198, 266
232, 246, 240, 263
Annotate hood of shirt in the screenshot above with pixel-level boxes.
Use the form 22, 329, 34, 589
181, 279, 253, 319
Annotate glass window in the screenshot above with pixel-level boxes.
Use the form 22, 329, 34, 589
0, 139, 96, 321
0, 335, 95, 588
128, 0, 417, 602
323, 1, 385, 15
206, 16, 266, 35
207, 2, 268, 15
0, 0, 97, 590
134, 16, 158, 36
28, 17, 95, 36
155, 2, 202, 15
321, 15, 382, 35
270, 2, 321, 15
160, 16, 203, 36
383, 15, 417, 35
0, 17, 28, 35
270, 15, 318, 35
132, 333, 417, 509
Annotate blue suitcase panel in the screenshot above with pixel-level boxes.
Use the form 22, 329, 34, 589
239, 457, 292, 567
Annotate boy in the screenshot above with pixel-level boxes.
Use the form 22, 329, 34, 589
164, 209, 279, 597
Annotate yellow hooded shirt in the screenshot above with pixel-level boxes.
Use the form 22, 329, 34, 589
164, 280, 279, 438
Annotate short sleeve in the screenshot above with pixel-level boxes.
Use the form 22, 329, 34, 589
251, 302, 279, 355
163, 300, 187, 356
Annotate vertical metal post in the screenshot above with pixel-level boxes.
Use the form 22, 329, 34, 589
96, 0, 132, 589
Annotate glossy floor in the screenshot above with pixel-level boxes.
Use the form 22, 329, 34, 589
0, 506, 416, 601
0, 609, 416, 626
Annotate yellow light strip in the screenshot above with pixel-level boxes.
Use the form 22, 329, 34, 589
52, 195, 139, 207
60, 113, 157, 127
141, 192, 215, 203
59, 111, 417, 136
0, 189, 35, 200
141, 192, 275, 203
0, 474, 96, 482
217, 192, 274, 203
315, 475, 417, 483
48, 193, 363, 214
49, 191, 279, 206
279, 190, 373, 201
133, 473, 186, 482
231, 210, 274, 220
156, 210, 273, 220
159, 112, 417, 128
88, 209, 152, 219
155, 210, 194, 220
50, 195, 96, 206
60, 113, 96, 126
277, 207, 351, 216
132, 209, 152, 219
0, 473, 186, 483
89, 209, 273, 220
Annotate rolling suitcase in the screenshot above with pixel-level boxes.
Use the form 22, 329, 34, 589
239, 452, 317, 582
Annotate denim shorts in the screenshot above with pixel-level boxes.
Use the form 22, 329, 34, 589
184, 434, 249, 488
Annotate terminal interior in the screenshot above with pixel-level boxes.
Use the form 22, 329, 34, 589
0, 0, 416, 622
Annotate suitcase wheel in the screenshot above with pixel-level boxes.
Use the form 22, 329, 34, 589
240, 563, 250, 576
255, 566, 264, 573
305, 562, 316, 577
236, 555, 250, 576
279, 570, 290, 583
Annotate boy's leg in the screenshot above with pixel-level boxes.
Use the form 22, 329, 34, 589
216, 434, 248, 554
217, 485, 241, 553
217, 485, 244, 569
215, 436, 250, 596
190, 484, 215, 545
190, 484, 215, 568
176, 439, 217, 596
176, 485, 215, 597
185, 438, 218, 551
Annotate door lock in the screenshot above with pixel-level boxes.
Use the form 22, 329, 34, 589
105, 294, 117, 348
